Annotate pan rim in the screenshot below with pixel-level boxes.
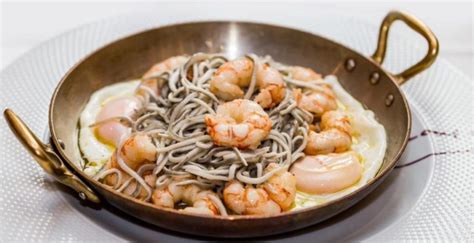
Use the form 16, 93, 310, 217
48, 20, 411, 221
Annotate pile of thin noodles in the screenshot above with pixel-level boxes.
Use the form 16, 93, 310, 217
93, 53, 315, 201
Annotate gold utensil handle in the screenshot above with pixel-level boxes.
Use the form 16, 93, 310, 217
3, 109, 100, 203
372, 10, 439, 85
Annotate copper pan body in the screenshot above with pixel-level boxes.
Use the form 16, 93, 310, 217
4, 11, 438, 238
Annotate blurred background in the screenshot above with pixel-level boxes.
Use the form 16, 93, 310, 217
1, 1, 472, 78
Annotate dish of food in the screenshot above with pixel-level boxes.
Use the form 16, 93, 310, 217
78, 53, 387, 216
4, 10, 439, 237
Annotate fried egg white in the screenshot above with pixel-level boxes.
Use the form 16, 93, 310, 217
79, 80, 140, 176
293, 75, 387, 209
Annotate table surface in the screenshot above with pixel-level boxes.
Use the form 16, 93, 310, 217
1, 1, 472, 79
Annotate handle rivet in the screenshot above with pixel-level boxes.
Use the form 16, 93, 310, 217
385, 94, 394, 106
345, 58, 356, 72
79, 192, 87, 200
370, 72, 380, 85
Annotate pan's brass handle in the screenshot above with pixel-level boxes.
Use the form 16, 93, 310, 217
3, 109, 100, 203
372, 10, 439, 85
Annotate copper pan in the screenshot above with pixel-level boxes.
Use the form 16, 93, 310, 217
4, 11, 438, 238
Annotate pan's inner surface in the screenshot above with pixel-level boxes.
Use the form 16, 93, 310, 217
50, 21, 409, 202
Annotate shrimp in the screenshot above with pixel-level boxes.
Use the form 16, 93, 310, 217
103, 152, 157, 198
254, 63, 287, 109
102, 134, 157, 195
118, 133, 157, 170
305, 110, 352, 155
293, 84, 337, 117
140, 55, 188, 95
288, 65, 335, 116
305, 129, 351, 155
261, 163, 296, 211
152, 183, 223, 216
222, 163, 296, 215
205, 99, 272, 149
223, 180, 281, 216
209, 57, 286, 108
290, 151, 362, 194
288, 66, 322, 81
320, 110, 352, 135
209, 57, 253, 101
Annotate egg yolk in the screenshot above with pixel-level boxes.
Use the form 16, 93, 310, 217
95, 97, 141, 146
290, 152, 362, 194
